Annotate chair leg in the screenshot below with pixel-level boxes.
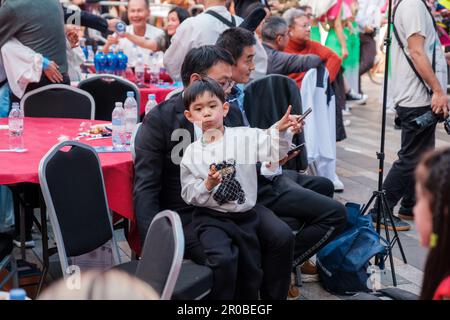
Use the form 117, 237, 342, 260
295, 265, 303, 287
11, 256, 19, 288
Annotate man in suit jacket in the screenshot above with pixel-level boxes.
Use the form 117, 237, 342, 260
134, 45, 294, 299
217, 27, 348, 272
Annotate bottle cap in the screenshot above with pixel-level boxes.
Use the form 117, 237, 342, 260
115, 102, 123, 108
148, 94, 156, 100
115, 21, 126, 35
127, 91, 134, 98
9, 288, 26, 300
12, 102, 20, 109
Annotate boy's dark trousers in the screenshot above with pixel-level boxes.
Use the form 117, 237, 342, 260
187, 204, 294, 300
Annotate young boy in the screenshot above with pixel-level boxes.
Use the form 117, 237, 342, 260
180, 78, 300, 299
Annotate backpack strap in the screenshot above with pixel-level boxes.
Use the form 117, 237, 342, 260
392, 0, 437, 96
205, 10, 237, 28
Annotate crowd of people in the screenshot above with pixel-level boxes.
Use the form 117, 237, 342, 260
0, 0, 450, 301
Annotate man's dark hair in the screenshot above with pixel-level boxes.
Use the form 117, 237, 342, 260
262, 16, 288, 42
180, 45, 235, 87
183, 78, 226, 111
216, 28, 256, 62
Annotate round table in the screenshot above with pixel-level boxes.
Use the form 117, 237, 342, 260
0, 117, 139, 253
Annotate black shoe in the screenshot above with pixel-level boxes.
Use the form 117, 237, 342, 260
370, 209, 411, 231
398, 206, 414, 221
13, 234, 35, 248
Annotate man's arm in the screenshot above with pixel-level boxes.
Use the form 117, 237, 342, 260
0, 5, 24, 48
280, 53, 322, 75
133, 111, 166, 246
309, 41, 342, 82
63, 6, 117, 34
408, 34, 449, 117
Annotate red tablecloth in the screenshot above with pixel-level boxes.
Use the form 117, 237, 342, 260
139, 85, 174, 115
0, 117, 140, 253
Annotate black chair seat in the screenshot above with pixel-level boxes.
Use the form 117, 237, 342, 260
0, 234, 13, 261
114, 259, 213, 300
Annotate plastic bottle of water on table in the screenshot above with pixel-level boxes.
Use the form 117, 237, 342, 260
106, 47, 117, 75
145, 94, 158, 115
116, 49, 128, 77
9, 288, 27, 300
87, 45, 95, 63
135, 53, 145, 87
112, 102, 126, 150
94, 46, 107, 73
124, 91, 138, 144
8, 102, 24, 150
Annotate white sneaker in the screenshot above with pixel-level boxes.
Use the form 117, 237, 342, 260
343, 119, 351, 126
342, 109, 352, 116
333, 179, 344, 192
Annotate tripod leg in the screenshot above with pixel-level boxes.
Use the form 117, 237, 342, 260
381, 194, 408, 264
380, 195, 397, 286
361, 192, 377, 215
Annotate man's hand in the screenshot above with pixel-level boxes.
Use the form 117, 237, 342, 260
65, 26, 80, 48
205, 168, 222, 191
289, 115, 305, 134
107, 18, 121, 32
431, 90, 449, 118
44, 61, 63, 83
106, 34, 119, 45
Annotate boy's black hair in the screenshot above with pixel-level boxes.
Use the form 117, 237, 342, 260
216, 27, 256, 62
183, 78, 226, 111
180, 46, 235, 87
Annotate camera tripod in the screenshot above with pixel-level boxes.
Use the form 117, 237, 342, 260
360, 0, 407, 286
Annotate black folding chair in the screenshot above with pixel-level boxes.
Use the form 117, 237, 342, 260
243, 74, 308, 171
20, 84, 95, 120
78, 74, 140, 121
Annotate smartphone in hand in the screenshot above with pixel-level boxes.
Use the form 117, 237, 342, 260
298, 107, 312, 122
287, 143, 305, 155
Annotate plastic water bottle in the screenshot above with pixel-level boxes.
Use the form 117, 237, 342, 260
145, 94, 157, 115
135, 53, 145, 87
116, 49, 128, 77
94, 47, 107, 73
148, 53, 159, 84
112, 102, 126, 149
9, 288, 26, 300
106, 48, 117, 75
80, 38, 88, 61
8, 102, 24, 150
124, 91, 138, 144
115, 21, 127, 36
87, 45, 95, 63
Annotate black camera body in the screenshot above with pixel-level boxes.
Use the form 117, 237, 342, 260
412, 111, 450, 135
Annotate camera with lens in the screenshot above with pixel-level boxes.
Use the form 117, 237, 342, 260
412, 111, 450, 135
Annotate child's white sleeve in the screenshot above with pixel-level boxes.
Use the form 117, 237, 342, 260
180, 150, 215, 206
255, 126, 293, 164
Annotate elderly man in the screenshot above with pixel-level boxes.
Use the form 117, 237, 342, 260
261, 16, 321, 75
103, 0, 165, 64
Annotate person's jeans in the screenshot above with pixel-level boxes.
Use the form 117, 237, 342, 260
382, 106, 436, 210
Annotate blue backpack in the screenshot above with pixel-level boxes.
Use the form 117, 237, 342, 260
316, 202, 387, 295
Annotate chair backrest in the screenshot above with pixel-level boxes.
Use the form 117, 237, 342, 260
38, 141, 121, 277
243, 74, 308, 171
135, 210, 184, 300
20, 84, 95, 120
78, 74, 140, 121
165, 87, 183, 101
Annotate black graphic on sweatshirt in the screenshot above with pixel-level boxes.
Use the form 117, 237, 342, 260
210, 160, 246, 205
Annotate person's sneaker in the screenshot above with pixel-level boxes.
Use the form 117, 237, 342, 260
398, 206, 414, 221
333, 179, 344, 192
370, 209, 411, 231
13, 235, 35, 248
343, 119, 351, 127
342, 108, 352, 116
300, 260, 320, 283
346, 90, 368, 105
